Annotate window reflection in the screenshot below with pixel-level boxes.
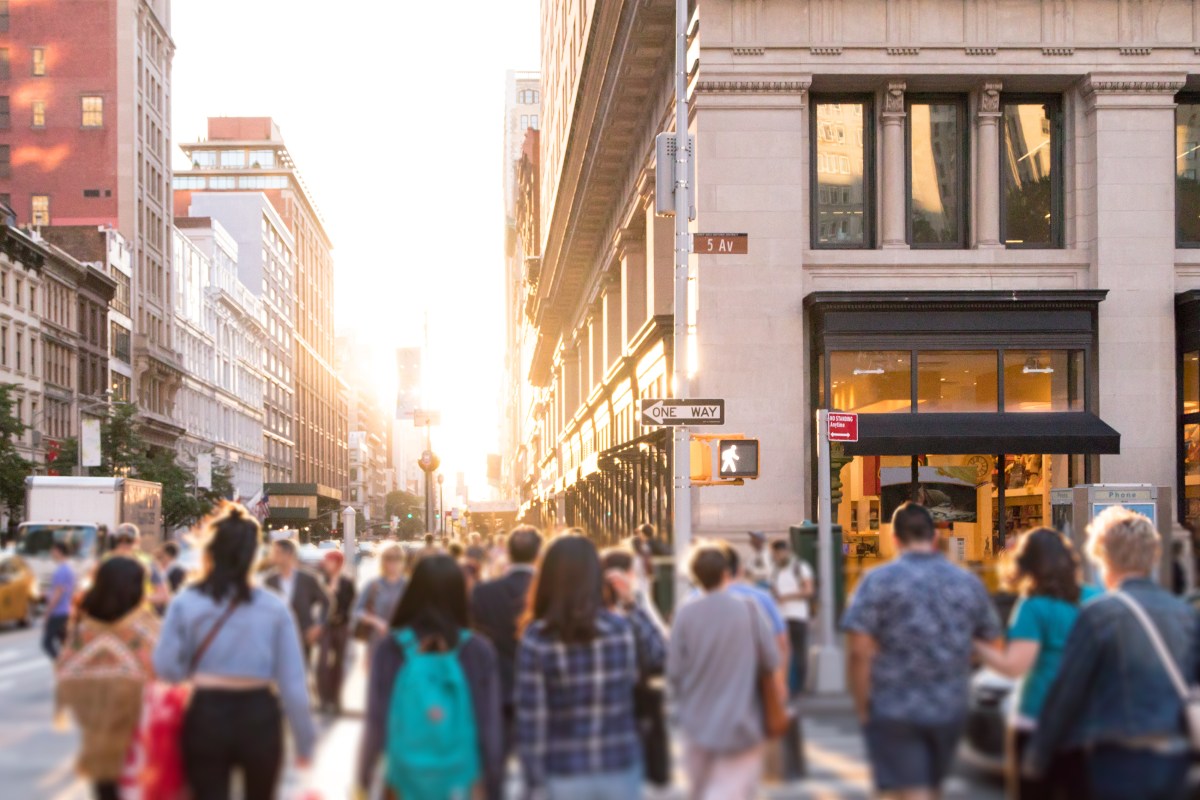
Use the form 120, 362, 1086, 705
1185, 351, 1199, 415
830, 351, 910, 413
1178, 102, 1200, 245
916, 351, 998, 412
909, 102, 963, 246
1003, 350, 1084, 412
814, 102, 868, 247
1002, 100, 1058, 247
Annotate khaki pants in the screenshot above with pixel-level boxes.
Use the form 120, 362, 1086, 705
684, 741, 764, 800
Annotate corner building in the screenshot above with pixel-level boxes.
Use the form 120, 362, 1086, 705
524, 0, 1200, 587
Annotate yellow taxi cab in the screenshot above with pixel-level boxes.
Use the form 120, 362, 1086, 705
0, 554, 37, 628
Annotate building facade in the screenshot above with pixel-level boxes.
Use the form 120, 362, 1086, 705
173, 218, 267, 501
337, 333, 392, 526
178, 192, 295, 487
0, 224, 46, 468
175, 118, 347, 499
0, 0, 181, 444
522, 0, 1200, 585
501, 72, 542, 502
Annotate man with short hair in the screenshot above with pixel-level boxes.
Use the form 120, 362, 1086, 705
843, 502, 1002, 800
670, 542, 781, 799
265, 538, 330, 667
770, 539, 814, 696
42, 541, 74, 659
471, 524, 543, 755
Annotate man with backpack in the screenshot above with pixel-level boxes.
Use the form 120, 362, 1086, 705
770, 539, 814, 697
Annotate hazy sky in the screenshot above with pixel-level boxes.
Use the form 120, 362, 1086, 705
171, 1, 540, 496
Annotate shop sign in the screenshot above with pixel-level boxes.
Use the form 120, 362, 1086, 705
827, 412, 859, 442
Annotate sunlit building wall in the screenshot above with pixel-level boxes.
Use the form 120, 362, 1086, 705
0, 0, 180, 446
336, 332, 391, 525
527, 0, 1200, 552
175, 118, 346, 500
172, 218, 266, 501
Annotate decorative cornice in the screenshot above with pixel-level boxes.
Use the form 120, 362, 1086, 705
810, 46, 843, 56
886, 47, 920, 56
1119, 47, 1152, 56
965, 47, 997, 56
732, 47, 764, 56
1042, 47, 1075, 56
1081, 75, 1187, 96
694, 80, 811, 94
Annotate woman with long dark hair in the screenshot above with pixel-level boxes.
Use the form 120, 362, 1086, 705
516, 532, 667, 799
56, 556, 158, 800
975, 527, 1098, 800
154, 504, 314, 800
357, 553, 504, 800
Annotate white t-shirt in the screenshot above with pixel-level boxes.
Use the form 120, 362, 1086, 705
772, 558, 813, 621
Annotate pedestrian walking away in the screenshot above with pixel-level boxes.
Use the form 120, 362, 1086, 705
745, 530, 771, 589
471, 524, 542, 756
357, 553, 504, 800
670, 542, 782, 800
316, 549, 356, 714
264, 537, 330, 667
42, 540, 75, 660
716, 540, 791, 664
516, 532, 667, 799
770, 538, 814, 697
842, 502, 1002, 800
353, 543, 408, 657
973, 527, 1098, 800
154, 504, 316, 800
1027, 507, 1196, 800
54, 556, 159, 800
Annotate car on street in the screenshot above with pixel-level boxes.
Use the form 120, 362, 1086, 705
297, 543, 325, 568
0, 554, 37, 628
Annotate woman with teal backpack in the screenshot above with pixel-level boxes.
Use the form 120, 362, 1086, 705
357, 554, 504, 800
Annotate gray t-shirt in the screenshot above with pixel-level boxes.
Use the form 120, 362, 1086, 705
668, 587, 780, 753
842, 551, 1001, 724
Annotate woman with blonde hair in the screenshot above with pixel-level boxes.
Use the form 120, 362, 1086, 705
1026, 507, 1196, 800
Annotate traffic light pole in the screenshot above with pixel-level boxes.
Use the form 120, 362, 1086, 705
814, 409, 846, 693
671, 0, 692, 602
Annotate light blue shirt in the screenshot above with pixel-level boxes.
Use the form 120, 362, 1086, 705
153, 586, 316, 758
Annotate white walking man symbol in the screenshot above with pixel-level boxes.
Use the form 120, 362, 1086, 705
720, 444, 740, 474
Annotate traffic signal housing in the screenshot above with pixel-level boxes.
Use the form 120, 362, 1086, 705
717, 438, 759, 480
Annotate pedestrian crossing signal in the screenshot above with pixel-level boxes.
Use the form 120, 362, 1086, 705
718, 439, 759, 480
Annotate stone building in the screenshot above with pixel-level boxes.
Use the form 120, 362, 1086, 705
173, 218, 267, 501
520, 0, 1200, 586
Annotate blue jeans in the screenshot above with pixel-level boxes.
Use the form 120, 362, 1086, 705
544, 767, 642, 800
1087, 744, 1188, 800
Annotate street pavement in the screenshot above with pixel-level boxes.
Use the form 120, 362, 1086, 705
0, 564, 1003, 799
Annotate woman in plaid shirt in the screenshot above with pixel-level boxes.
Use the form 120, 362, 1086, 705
515, 532, 667, 798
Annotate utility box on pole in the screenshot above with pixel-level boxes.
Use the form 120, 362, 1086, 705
655, 132, 696, 219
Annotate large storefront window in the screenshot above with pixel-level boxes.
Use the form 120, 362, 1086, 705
812, 98, 872, 248
809, 292, 1113, 595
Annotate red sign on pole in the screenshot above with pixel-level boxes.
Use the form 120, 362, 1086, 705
827, 412, 859, 442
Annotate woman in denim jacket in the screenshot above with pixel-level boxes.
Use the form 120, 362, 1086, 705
1027, 507, 1199, 800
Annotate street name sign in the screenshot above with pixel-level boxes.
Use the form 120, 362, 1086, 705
413, 409, 441, 427
693, 232, 748, 254
827, 412, 859, 442
640, 398, 725, 427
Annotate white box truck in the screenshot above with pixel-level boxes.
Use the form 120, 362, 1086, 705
16, 476, 163, 592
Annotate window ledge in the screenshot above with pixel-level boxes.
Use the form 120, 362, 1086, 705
1177, 249, 1200, 266
803, 248, 1091, 269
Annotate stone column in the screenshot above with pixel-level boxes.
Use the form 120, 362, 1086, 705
618, 227, 647, 350
881, 81, 908, 249
645, 201, 674, 316
976, 81, 1003, 249
1083, 72, 1186, 491
602, 271, 623, 372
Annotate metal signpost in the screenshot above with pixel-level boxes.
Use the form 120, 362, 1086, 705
672, 0, 692, 601
342, 506, 356, 578
814, 409, 849, 693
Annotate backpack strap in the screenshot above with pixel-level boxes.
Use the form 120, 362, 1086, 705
1112, 591, 1191, 701
395, 627, 420, 656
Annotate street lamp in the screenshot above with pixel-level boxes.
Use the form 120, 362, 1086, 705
437, 473, 445, 536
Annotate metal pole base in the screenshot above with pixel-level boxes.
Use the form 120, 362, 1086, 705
811, 645, 847, 694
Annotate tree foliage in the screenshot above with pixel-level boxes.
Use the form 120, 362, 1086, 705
385, 490, 425, 537
0, 385, 29, 520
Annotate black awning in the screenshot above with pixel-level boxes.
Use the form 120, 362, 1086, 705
840, 412, 1120, 456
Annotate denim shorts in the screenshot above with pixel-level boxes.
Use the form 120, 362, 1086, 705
543, 766, 642, 800
864, 716, 965, 791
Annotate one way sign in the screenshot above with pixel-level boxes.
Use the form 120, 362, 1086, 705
640, 398, 725, 427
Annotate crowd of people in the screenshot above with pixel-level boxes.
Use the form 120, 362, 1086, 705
40, 496, 1200, 800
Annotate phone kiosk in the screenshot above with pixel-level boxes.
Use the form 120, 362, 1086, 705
1050, 485, 1174, 586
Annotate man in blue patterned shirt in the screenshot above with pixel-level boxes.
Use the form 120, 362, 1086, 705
843, 502, 1002, 799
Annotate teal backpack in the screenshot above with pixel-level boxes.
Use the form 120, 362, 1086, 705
385, 628, 480, 800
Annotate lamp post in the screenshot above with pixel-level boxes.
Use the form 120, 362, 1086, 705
437, 473, 445, 536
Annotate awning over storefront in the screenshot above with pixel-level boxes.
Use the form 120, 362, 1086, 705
840, 412, 1120, 456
